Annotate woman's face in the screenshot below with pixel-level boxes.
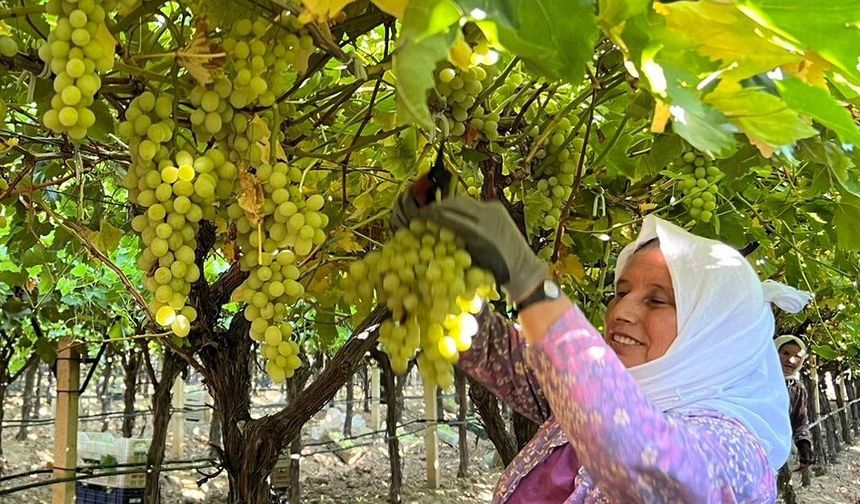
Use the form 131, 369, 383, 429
604, 245, 678, 368
779, 342, 805, 376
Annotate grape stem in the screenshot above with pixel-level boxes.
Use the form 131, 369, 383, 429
0, 5, 45, 20
551, 86, 596, 263
32, 200, 155, 325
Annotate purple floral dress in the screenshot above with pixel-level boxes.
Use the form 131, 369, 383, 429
457, 307, 777, 503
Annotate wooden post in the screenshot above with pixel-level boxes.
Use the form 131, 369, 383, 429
424, 381, 439, 489
370, 363, 381, 434
169, 376, 185, 458
52, 338, 80, 504
808, 357, 827, 468
836, 371, 853, 445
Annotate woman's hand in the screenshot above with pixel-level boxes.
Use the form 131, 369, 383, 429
391, 193, 547, 303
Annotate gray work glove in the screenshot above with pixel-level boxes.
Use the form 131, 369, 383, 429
391, 193, 547, 303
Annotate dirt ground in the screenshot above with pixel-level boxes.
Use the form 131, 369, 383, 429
1, 390, 859, 504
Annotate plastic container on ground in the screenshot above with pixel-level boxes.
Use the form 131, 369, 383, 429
76, 482, 144, 504
78, 432, 151, 488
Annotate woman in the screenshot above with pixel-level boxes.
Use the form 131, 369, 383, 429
774, 335, 814, 469
393, 195, 812, 503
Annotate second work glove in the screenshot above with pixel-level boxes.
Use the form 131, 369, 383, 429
392, 193, 547, 303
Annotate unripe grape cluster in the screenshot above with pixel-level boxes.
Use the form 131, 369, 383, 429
227, 162, 328, 383
529, 119, 581, 230
675, 151, 721, 222
39, 0, 115, 139
343, 220, 497, 388
434, 64, 499, 141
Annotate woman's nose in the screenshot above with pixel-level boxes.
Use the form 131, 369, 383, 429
612, 298, 639, 322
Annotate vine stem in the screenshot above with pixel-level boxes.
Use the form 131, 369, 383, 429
551, 87, 597, 263
0, 4, 45, 20
33, 200, 155, 325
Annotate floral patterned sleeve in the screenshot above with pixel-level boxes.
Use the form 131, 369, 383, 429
455, 307, 551, 424
525, 306, 777, 503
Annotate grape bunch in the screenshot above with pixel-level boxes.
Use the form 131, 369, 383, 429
130, 151, 207, 338
227, 162, 328, 383
528, 119, 581, 230
343, 219, 497, 388
675, 151, 721, 222
434, 64, 499, 141
219, 17, 314, 110
39, 0, 115, 140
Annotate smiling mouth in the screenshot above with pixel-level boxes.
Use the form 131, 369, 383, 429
610, 332, 644, 347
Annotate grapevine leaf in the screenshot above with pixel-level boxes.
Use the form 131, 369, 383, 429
394, 32, 451, 130
834, 196, 860, 250
178, 19, 226, 86
811, 344, 840, 360
553, 252, 585, 282
704, 85, 819, 148
238, 168, 264, 225
665, 87, 737, 158
775, 76, 860, 147
299, 0, 357, 24
371, 0, 409, 18
332, 229, 365, 253
737, 0, 860, 82
86, 219, 123, 256
458, 0, 598, 84
653, 1, 799, 81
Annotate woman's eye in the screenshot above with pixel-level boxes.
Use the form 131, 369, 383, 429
614, 291, 627, 298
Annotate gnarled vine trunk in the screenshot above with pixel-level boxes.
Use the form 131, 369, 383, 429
15, 356, 38, 440
199, 307, 386, 504
469, 378, 517, 465
143, 352, 186, 504
121, 349, 143, 438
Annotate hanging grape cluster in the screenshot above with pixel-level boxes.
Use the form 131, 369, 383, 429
187, 16, 312, 151
120, 90, 239, 337
227, 162, 328, 383
433, 64, 500, 141
526, 116, 582, 231
675, 151, 721, 222
39, 0, 115, 139
344, 220, 498, 388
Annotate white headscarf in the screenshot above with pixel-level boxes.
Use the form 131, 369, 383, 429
774, 334, 808, 379
616, 215, 813, 470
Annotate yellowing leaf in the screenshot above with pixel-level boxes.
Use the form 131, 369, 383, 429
220, 240, 240, 263
94, 23, 117, 64
447, 32, 473, 70
372, 0, 408, 19
782, 52, 831, 90
300, 0, 356, 24
553, 253, 585, 282
86, 219, 124, 256
250, 115, 272, 162
333, 229, 365, 253
654, 1, 800, 81
651, 100, 670, 133
178, 19, 226, 86
238, 167, 264, 225
0, 137, 19, 154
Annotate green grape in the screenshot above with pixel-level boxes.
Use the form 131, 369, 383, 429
0, 35, 18, 57
343, 219, 498, 389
